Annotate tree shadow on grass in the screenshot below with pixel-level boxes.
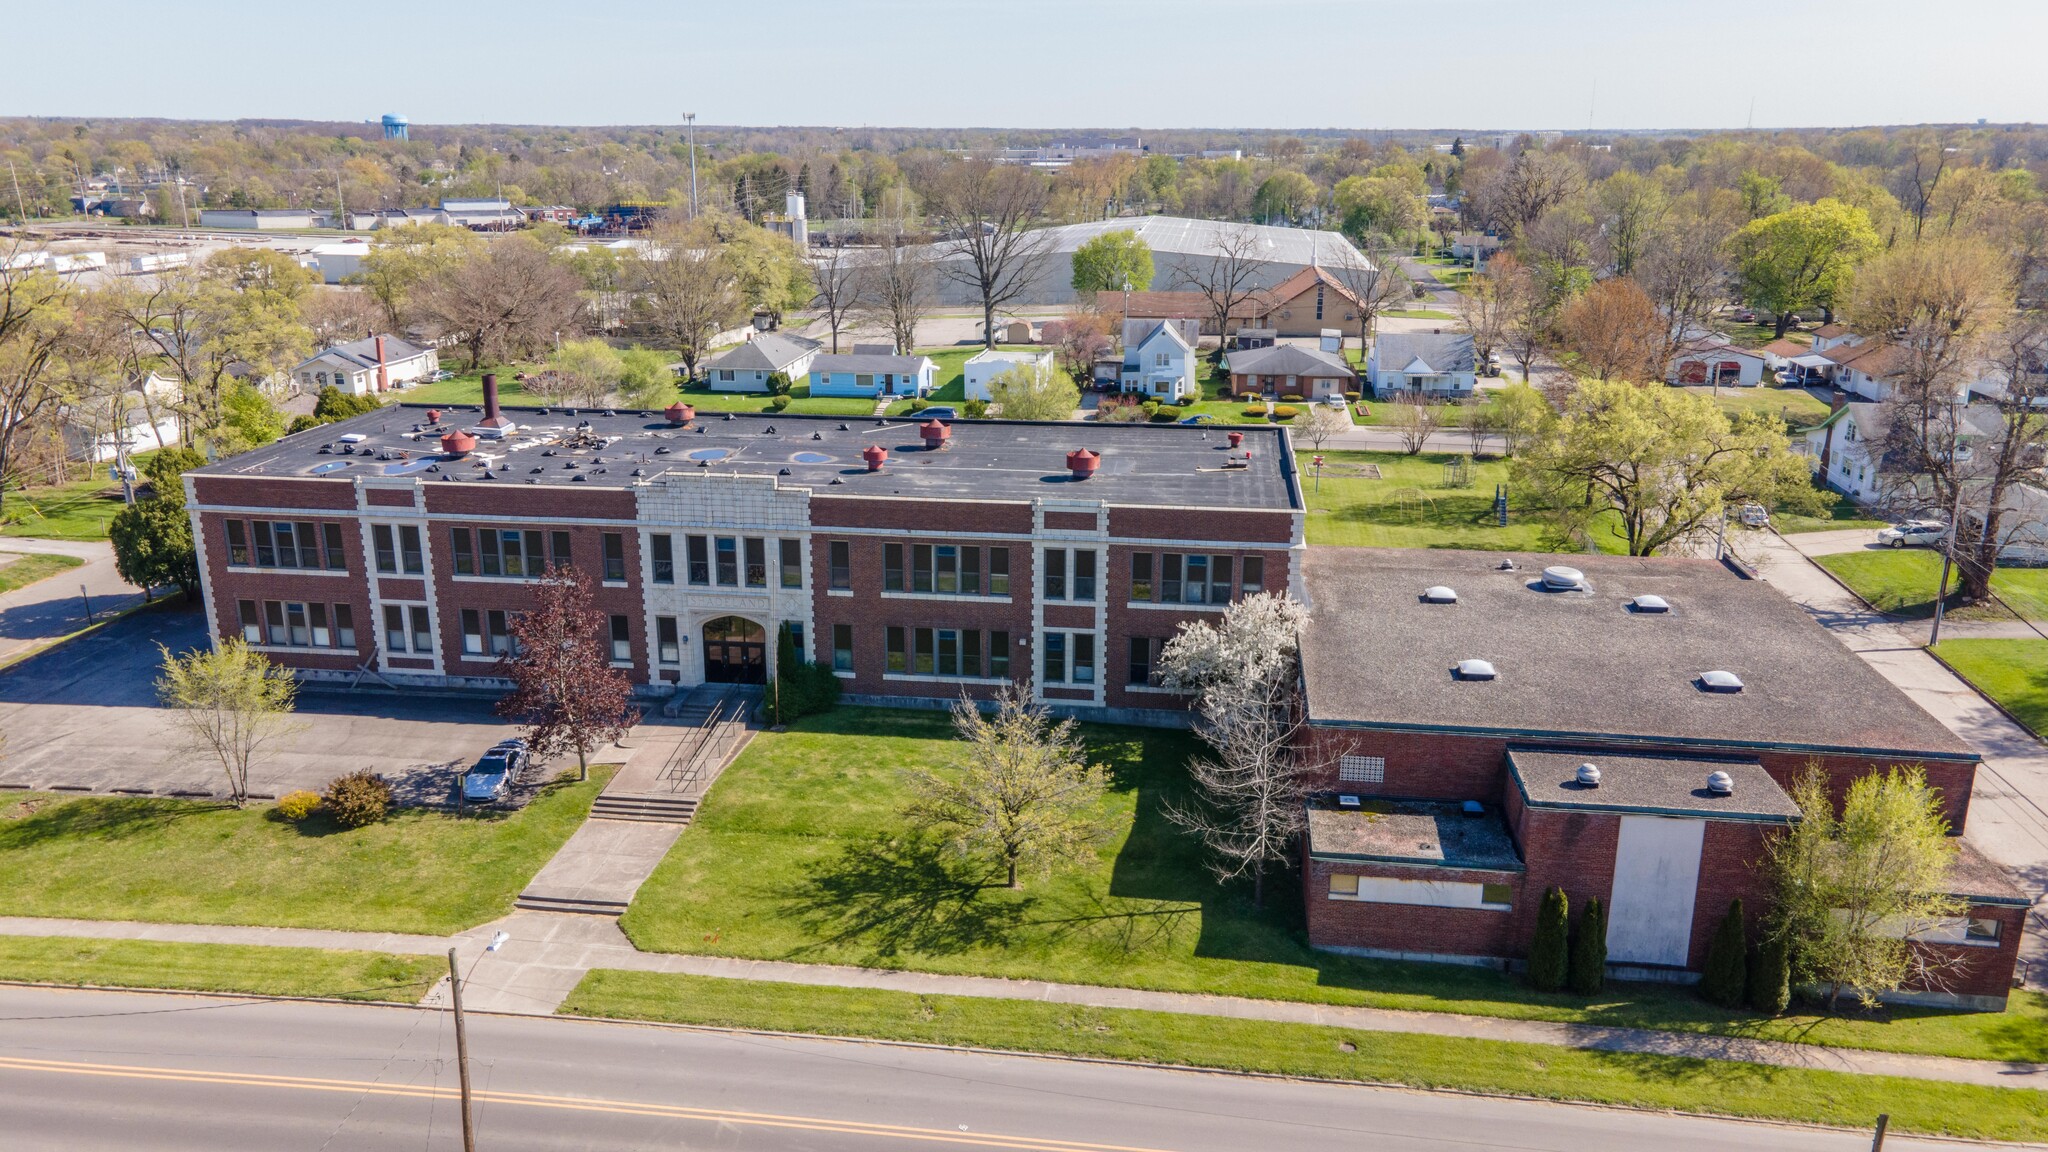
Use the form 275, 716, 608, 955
775, 830, 1026, 961
0, 795, 222, 847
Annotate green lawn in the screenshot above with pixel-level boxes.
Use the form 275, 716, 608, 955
1935, 640, 2048, 736
1816, 549, 2046, 622
391, 366, 546, 407
1382, 309, 1459, 320
0, 474, 129, 541
0, 552, 84, 594
1681, 385, 1831, 429
1298, 449, 1623, 551
618, 708, 2048, 1063
0, 935, 440, 1002
1773, 490, 1889, 535
561, 972, 2048, 1142
0, 769, 611, 934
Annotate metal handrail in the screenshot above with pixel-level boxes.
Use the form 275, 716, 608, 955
660, 691, 750, 795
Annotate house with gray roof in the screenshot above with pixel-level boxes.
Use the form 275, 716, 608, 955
292, 335, 439, 396
703, 332, 823, 392
1119, 321, 1197, 402
808, 350, 937, 398
1366, 332, 1478, 398
1223, 343, 1356, 400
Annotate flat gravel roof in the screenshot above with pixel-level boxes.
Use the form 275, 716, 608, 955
1506, 748, 1800, 823
193, 406, 1303, 511
1300, 549, 1973, 761
1305, 798, 1523, 871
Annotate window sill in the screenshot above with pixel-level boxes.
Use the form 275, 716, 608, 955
226, 566, 352, 577
682, 584, 772, 594
1126, 600, 1228, 612
880, 591, 1014, 604
452, 573, 544, 585
883, 672, 1010, 684
246, 642, 356, 654
1122, 684, 1189, 696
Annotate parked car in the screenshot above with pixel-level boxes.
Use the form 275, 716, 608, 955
1178, 414, 1217, 425
917, 406, 957, 420
462, 740, 528, 803
1738, 504, 1771, 528
429, 369, 456, 382
1877, 520, 1949, 548
1321, 394, 1348, 407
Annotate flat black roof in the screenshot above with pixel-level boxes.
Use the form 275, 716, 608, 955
1506, 748, 1800, 823
1304, 798, 1523, 872
1300, 549, 1974, 761
193, 406, 1303, 511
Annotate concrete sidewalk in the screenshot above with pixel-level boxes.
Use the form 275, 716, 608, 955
0, 538, 145, 665
5, 908, 2047, 1092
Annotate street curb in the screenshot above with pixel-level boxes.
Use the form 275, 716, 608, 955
1928, 647, 2048, 743
539, 1007, 2023, 1148
0, 978, 430, 1009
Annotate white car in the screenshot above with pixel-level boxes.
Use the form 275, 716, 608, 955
1876, 520, 1948, 548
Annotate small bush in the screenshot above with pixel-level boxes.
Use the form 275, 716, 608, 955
1528, 886, 1569, 992
963, 399, 989, 419
1140, 400, 1160, 416
1749, 931, 1791, 1015
1241, 405, 1267, 418
1148, 407, 1178, 422
1701, 900, 1748, 1008
1343, 390, 1361, 401
323, 770, 393, 829
1270, 405, 1299, 420
908, 398, 929, 412
769, 394, 792, 411
765, 371, 793, 396
1280, 393, 1304, 402
1569, 895, 1606, 995
273, 790, 322, 823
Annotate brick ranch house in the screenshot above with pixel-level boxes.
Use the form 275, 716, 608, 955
1296, 548, 2025, 1009
181, 379, 1304, 724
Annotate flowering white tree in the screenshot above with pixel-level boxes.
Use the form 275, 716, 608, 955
1157, 592, 1321, 908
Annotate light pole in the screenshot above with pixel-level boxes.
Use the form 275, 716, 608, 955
684, 113, 699, 218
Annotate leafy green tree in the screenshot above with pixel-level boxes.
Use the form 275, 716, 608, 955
353, 222, 483, 330
616, 347, 675, 409
1701, 899, 1749, 1008
1334, 174, 1426, 243
1251, 171, 1318, 225
156, 638, 300, 807
1070, 228, 1155, 295
215, 381, 285, 454
109, 447, 205, 599
1569, 895, 1607, 995
1737, 171, 1791, 220
1529, 886, 1570, 992
985, 363, 1078, 422
722, 221, 813, 324
1512, 379, 1825, 555
1727, 199, 1880, 336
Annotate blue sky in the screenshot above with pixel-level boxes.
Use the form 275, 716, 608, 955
7, 0, 2043, 130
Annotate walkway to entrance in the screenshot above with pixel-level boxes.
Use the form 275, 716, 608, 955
702, 616, 766, 684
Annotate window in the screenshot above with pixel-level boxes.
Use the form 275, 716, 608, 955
715, 536, 738, 586
1145, 553, 1243, 605
237, 600, 261, 643
1241, 556, 1264, 596
1209, 555, 1233, 604
1071, 632, 1095, 684
988, 630, 1010, 679
1329, 874, 1359, 896
911, 544, 933, 593
372, 525, 396, 573
786, 621, 805, 660
451, 528, 475, 575
468, 528, 548, 578
1968, 917, 2003, 943
1154, 351, 1169, 367
885, 626, 907, 673
382, 604, 406, 651
1127, 637, 1156, 686
832, 624, 853, 671
963, 628, 981, 677
609, 615, 631, 663
1043, 548, 1067, 600
961, 546, 981, 595
651, 534, 674, 584
1481, 884, 1514, 908
1130, 553, 1153, 602
461, 608, 484, 655
226, 521, 251, 566
687, 535, 710, 585
309, 603, 331, 647
883, 543, 904, 592
1339, 755, 1386, 784
272, 522, 299, 569
1042, 632, 1065, 683
409, 605, 432, 653
988, 548, 1009, 595
603, 533, 627, 582
486, 609, 508, 655
1184, 555, 1208, 604
656, 616, 680, 664
334, 604, 355, 648
1160, 554, 1181, 602
744, 537, 766, 588
911, 627, 936, 674
551, 531, 572, 569
1072, 550, 1097, 601
829, 541, 850, 590
780, 539, 803, 588
263, 600, 288, 645
398, 525, 423, 574
933, 545, 958, 593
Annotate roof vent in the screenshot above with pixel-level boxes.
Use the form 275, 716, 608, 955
1421, 585, 1458, 604
1454, 659, 1497, 681
1461, 800, 1484, 818
1067, 449, 1100, 480
1337, 794, 1361, 809
1706, 771, 1735, 796
1631, 594, 1670, 613
1699, 670, 1744, 693
1496, 559, 1517, 571
1541, 565, 1585, 590
1576, 763, 1602, 787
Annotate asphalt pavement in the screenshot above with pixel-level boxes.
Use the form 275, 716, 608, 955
0, 986, 1942, 1152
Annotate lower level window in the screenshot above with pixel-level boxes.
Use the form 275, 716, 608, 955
242, 599, 354, 649
609, 615, 632, 663
833, 624, 853, 671
1043, 631, 1095, 685
383, 603, 433, 654
656, 616, 680, 665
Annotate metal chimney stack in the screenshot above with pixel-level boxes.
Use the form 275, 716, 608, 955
478, 372, 514, 432
374, 335, 390, 393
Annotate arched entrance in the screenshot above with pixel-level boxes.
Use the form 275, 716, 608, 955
702, 616, 767, 684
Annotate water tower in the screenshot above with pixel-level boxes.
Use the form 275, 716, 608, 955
381, 114, 409, 141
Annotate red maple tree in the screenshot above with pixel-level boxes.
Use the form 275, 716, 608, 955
496, 563, 639, 781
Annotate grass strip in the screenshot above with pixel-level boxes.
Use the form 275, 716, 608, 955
0, 552, 85, 594
0, 935, 440, 1002
1935, 639, 2048, 736
561, 970, 2048, 1141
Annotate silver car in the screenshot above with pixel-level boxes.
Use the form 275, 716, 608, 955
1876, 520, 1948, 548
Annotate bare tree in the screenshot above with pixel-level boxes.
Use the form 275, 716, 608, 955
1490, 254, 1547, 384
1293, 403, 1350, 453
630, 218, 744, 381
1558, 277, 1664, 382
928, 160, 1052, 350
809, 243, 862, 354
1455, 268, 1511, 372
0, 252, 74, 521
856, 215, 934, 356
1157, 592, 1323, 909
1321, 245, 1409, 356
1638, 200, 1734, 374
1385, 393, 1443, 455
1172, 225, 1266, 353
420, 235, 586, 371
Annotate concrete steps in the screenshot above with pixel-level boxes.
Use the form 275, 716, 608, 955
512, 891, 633, 916
589, 791, 699, 824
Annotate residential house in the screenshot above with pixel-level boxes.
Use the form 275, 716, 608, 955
1822, 341, 1910, 402
702, 332, 822, 393
1802, 398, 2006, 505
1122, 316, 1199, 350
1810, 322, 1861, 354
1449, 232, 1504, 262
809, 351, 937, 398
964, 349, 1057, 402
1224, 344, 1357, 400
1666, 337, 1769, 388
62, 370, 181, 463
1257, 265, 1366, 340
1366, 333, 1477, 398
1119, 321, 1198, 402
293, 335, 440, 396
1233, 328, 1277, 350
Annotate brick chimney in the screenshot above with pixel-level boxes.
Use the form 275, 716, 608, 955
374, 335, 390, 394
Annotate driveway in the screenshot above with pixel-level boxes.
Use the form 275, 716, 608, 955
0, 604, 518, 799
1751, 531, 2048, 982
0, 538, 146, 665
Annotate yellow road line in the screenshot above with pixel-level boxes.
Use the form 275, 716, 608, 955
0, 1055, 1182, 1152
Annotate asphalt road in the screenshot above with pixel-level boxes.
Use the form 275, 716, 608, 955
0, 987, 1940, 1152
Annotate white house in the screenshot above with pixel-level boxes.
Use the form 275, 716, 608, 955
702, 332, 822, 392
1803, 400, 2006, 506
1119, 321, 1197, 402
809, 351, 937, 398
963, 348, 1057, 402
1366, 332, 1477, 398
62, 370, 182, 462
1666, 337, 1769, 388
292, 335, 440, 396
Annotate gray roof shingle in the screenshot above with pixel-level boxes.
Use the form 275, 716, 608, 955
1227, 344, 1356, 378
1375, 332, 1476, 374
706, 332, 822, 374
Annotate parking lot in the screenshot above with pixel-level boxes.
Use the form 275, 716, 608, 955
0, 604, 522, 800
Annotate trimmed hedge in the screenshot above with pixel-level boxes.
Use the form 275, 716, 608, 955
1569, 896, 1606, 995
1701, 900, 1747, 1008
1528, 886, 1569, 992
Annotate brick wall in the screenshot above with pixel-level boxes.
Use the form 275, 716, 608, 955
1301, 849, 1524, 958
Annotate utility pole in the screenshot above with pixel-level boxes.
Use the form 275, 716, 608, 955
447, 947, 476, 1152
684, 113, 699, 218
1929, 418, 1970, 649
7, 159, 28, 224
1871, 1113, 1890, 1151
